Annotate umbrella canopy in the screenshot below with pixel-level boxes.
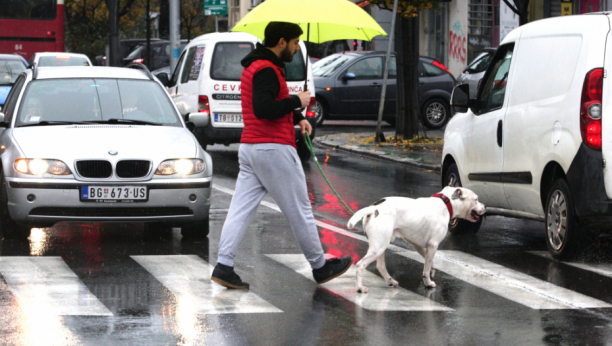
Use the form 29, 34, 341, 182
231, 0, 387, 44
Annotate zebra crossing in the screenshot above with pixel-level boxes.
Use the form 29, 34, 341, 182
1, 184, 612, 318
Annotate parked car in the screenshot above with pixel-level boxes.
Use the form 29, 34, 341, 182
0, 64, 212, 239
312, 52, 456, 129
0, 54, 28, 111
157, 32, 317, 162
444, 13, 612, 259
456, 47, 496, 99
29, 52, 92, 67
123, 39, 189, 71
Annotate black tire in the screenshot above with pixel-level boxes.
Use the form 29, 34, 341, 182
0, 173, 30, 239
314, 98, 327, 126
545, 178, 583, 260
443, 163, 482, 235
144, 222, 173, 240
422, 98, 451, 129
296, 138, 312, 162
181, 218, 209, 239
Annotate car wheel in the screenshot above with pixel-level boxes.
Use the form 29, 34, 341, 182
144, 222, 173, 240
0, 173, 30, 239
181, 218, 209, 239
422, 99, 451, 129
545, 178, 583, 260
296, 138, 312, 163
443, 163, 482, 235
313, 98, 327, 126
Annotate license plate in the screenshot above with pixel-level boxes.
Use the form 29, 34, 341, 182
81, 186, 148, 202
215, 113, 243, 123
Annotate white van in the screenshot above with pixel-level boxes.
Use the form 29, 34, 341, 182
443, 13, 612, 259
158, 32, 317, 161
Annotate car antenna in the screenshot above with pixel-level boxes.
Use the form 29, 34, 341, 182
30, 62, 38, 80
125, 62, 154, 81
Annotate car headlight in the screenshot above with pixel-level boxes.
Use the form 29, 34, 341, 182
14, 159, 72, 175
155, 159, 205, 175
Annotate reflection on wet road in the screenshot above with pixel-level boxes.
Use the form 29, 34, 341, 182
3, 135, 612, 345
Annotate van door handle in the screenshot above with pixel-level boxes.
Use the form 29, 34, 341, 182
497, 120, 503, 147
419, 81, 425, 84
370, 83, 381, 87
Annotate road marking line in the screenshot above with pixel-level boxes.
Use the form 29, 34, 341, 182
265, 254, 453, 311
213, 183, 612, 310
0, 257, 112, 316
131, 255, 282, 314
530, 251, 612, 279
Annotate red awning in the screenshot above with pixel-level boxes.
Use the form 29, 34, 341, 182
357, 1, 370, 8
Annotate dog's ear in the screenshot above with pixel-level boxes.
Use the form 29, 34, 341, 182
452, 188, 465, 200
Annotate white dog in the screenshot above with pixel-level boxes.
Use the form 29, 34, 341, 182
347, 186, 486, 293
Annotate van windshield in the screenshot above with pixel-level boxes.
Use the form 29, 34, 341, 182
210, 42, 254, 81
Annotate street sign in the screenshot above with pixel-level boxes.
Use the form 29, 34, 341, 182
561, 2, 573, 15
204, 0, 228, 16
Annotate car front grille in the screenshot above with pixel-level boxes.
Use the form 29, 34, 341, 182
116, 160, 151, 178
76, 160, 113, 178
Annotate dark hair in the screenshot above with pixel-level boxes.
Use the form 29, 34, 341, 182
263, 22, 303, 48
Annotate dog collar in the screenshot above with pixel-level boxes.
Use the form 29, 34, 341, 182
432, 193, 453, 219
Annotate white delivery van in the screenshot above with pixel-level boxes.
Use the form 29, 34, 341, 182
158, 32, 317, 161
443, 12, 612, 259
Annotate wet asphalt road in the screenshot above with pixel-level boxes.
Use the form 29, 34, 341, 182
3, 122, 612, 345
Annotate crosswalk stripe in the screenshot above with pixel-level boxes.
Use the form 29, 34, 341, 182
0, 257, 112, 316
131, 255, 282, 314
530, 251, 612, 279
393, 250, 612, 310
266, 254, 453, 311
213, 184, 612, 310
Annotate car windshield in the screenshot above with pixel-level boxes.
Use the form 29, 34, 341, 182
0, 60, 26, 85
126, 46, 144, 60
313, 55, 355, 77
16, 79, 181, 127
466, 52, 494, 73
38, 56, 90, 67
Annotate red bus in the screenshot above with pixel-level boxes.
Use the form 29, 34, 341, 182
0, 0, 65, 62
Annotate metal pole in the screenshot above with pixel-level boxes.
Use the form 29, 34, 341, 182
146, 0, 151, 69
215, 16, 219, 32
108, 0, 120, 66
375, 0, 398, 143
169, 0, 180, 71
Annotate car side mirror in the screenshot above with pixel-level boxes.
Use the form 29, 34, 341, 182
157, 72, 170, 87
0, 113, 7, 127
343, 72, 356, 80
451, 84, 476, 113
186, 121, 196, 132
187, 112, 210, 128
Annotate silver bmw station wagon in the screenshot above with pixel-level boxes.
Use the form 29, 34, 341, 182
0, 64, 212, 239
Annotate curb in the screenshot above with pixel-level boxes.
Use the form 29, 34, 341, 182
314, 139, 442, 173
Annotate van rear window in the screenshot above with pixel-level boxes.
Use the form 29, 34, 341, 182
285, 50, 305, 82
210, 42, 254, 81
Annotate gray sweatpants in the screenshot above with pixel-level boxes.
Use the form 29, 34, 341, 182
217, 143, 326, 270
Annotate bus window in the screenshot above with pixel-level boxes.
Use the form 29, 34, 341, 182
0, 0, 57, 20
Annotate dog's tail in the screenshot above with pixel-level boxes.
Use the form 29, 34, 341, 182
347, 206, 378, 229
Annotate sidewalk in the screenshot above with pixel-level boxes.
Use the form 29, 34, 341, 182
313, 129, 444, 172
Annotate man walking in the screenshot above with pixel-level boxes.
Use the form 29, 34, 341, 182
211, 22, 352, 289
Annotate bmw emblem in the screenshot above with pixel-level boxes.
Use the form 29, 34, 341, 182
109, 150, 118, 155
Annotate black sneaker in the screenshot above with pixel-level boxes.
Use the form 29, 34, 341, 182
211, 263, 250, 289
312, 256, 353, 284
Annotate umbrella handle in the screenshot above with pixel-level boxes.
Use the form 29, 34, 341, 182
304, 23, 310, 92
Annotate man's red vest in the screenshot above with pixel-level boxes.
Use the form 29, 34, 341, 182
240, 59, 296, 148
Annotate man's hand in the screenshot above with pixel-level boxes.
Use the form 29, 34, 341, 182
298, 90, 311, 109
299, 119, 312, 137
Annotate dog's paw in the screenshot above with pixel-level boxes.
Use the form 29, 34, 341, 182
357, 286, 369, 294
387, 278, 399, 287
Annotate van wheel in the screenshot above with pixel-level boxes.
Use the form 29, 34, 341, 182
0, 173, 30, 239
443, 163, 482, 235
422, 99, 450, 129
296, 138, 312, 162
314, 98, 327, 126
181, 218, 209, 239
545, 179, 583, 260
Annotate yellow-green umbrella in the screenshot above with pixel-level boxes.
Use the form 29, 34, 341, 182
231, 0, 387, 44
